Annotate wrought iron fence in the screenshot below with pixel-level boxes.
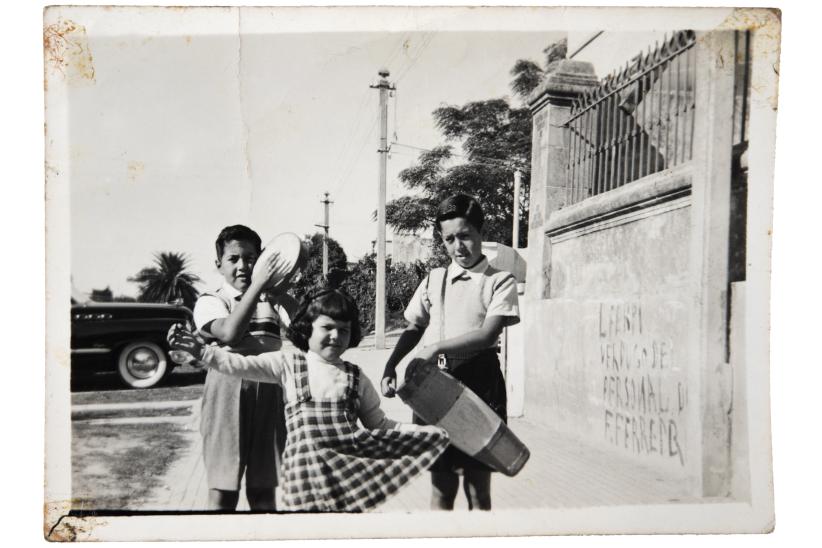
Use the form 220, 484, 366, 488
564, 31, 697, 205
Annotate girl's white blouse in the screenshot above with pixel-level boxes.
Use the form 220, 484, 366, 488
201, 346, 399, 430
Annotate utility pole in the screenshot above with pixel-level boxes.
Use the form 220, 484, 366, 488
315, 192, 332, 276
370, 69, 394, 349
512, 169, 522, 249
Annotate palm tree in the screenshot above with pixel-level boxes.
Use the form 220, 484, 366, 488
128, 252, 201, 310
509, 37, 568, 101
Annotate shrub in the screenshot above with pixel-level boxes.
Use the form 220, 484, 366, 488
341, 254, 427, 334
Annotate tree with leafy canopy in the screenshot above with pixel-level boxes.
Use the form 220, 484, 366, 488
386, 37, 567, 261
288, 232, 349, 302
128, 252, 201, 310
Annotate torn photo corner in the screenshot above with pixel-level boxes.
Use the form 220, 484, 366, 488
44, 4, 779, 541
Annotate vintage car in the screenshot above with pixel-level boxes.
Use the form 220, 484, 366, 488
71, 301, 194, 388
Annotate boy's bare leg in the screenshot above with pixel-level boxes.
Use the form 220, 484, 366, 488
246, 487, 276, 511
207, 488, 239, 511
430, 471, 459, 510
462, 469, 492, 510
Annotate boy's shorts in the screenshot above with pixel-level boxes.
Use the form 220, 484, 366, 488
200, 371, 285, 490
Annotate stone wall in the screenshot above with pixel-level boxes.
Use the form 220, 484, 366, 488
523, 31, 743, 496
524, 172, 695, 479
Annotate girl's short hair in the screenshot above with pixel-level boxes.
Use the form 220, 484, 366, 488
435, 194, 484, 232
285, 289, 362, 351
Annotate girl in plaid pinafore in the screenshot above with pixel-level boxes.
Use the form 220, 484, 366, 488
279, 351, 447, 511
169, 289, 449, 512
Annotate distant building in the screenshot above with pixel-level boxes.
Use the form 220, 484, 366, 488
89, 287, 114, 302
390, 230, 433, 264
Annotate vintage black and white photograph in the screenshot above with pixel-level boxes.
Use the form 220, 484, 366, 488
43, 4, 780, 541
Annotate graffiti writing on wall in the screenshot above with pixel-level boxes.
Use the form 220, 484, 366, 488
598, 302, 686, 466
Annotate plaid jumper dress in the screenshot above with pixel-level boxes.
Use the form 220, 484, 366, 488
280, 352, 449, 512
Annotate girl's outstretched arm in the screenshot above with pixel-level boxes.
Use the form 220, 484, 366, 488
359, 375, 399, 430
167, 323, 287, 384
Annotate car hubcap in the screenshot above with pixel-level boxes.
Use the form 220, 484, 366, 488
126, 348, 160, 379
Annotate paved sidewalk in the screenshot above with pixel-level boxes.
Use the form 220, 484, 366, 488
144, 333, 697, 512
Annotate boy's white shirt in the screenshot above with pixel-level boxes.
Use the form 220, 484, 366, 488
404, 256, 520, 349
201, 346, 400, 431
192, 282, 243, 330
193, 282, 289, 327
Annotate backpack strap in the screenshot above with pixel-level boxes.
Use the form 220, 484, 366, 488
439, 267, 447, 343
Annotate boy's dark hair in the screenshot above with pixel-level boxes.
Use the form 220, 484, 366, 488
285, 289, 362, 351
215, 225, 262, 260
435, 194, 484, 232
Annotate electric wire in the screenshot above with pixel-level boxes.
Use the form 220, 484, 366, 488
331, 113, 381, 197
390, 141, 530, 172
394, 31, 437, 84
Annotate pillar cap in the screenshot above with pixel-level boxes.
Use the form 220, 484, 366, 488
527, 59, 600, 112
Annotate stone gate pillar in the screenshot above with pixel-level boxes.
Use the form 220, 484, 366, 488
521, 61, 598, 419
689, 30, 737, 497
525, 60, 598, 301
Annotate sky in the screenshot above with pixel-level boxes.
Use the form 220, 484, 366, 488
63, 7, 562, 296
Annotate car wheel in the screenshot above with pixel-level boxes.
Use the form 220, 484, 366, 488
117, 342, 168, 388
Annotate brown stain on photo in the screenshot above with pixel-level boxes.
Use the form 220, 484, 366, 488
716, 8, 781, 112
46, 516, 100, 542
44, 19, 97, 86
127, 161, 145, 183
44, 500, 105, 541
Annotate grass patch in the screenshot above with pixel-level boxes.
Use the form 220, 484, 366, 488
71, 422, 191, 510
72, 383, 203, 406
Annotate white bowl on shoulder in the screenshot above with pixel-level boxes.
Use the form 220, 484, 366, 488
258, 232, 309, 289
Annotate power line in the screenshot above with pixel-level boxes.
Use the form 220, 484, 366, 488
392, 86, 399, 143
331, 113, 381, 196
327, 91, 376, 183
312, 33, 407, 194
382, 33, 409, 69
394, 32, 437, 83
390, 141, 530, 172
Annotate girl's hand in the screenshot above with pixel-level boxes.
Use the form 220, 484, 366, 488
167, 323, 205, 359
381, 374, 397, 398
